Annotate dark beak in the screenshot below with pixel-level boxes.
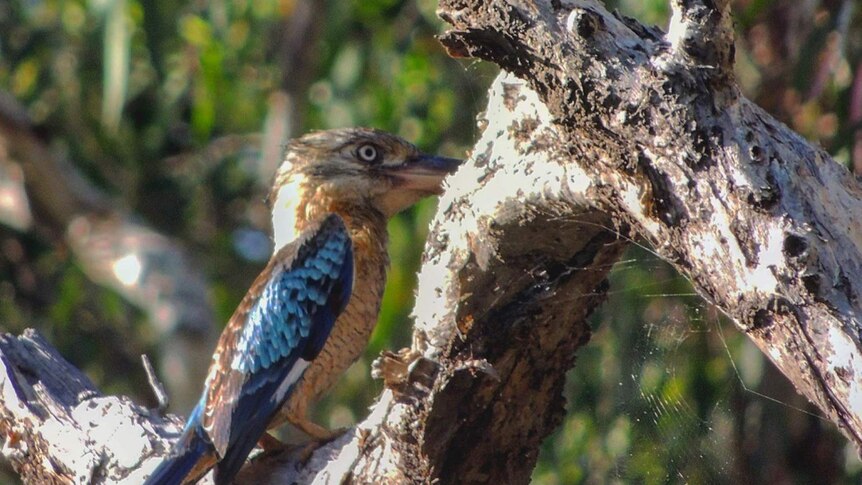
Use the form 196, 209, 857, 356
389, 154, 463, 194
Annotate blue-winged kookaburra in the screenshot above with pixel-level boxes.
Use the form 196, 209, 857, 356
143, 128, 461, 484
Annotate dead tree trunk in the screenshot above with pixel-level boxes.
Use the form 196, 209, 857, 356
2, 0, 861, 483
433, 0, 862, 450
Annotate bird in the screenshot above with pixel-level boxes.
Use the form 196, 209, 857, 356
143, 128, 462, 485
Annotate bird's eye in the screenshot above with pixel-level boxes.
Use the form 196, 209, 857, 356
356, 144, 380, 163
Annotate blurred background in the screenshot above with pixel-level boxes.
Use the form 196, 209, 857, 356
0, 0, 860, 483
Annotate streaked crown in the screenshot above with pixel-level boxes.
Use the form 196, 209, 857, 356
268, 128, 461, 250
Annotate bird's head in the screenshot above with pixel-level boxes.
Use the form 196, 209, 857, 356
268, 128, 462, 247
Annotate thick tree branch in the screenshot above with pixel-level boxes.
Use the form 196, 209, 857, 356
3, 1, 862, 483
0, 330, 183, 484
437, 0, 862, 446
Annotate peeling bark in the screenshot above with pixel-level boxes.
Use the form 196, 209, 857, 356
435, 0, 862, 448
2, 0, 862, 483
0, 330, 182, 484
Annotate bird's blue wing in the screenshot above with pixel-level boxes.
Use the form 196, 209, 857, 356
199, 214, 353, 481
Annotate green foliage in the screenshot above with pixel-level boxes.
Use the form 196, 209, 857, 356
2, 0, 861, 483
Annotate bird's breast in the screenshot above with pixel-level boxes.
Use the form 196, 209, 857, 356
277, 216, 390, 425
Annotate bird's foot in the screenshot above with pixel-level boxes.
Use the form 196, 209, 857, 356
255, 427, 348, 465
298, 427, 350, 462
254, 433, 316, 462
257, 432, 288, 453
372, 347, 438, 397
295, 419, 346, 442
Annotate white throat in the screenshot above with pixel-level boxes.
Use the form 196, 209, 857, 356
271, 178, 304, 254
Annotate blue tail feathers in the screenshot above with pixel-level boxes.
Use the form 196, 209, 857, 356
143, 426, 214, 485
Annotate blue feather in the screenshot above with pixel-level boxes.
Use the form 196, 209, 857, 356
213, 216, 353, 483
143, 214, 354, 485
142, 413, 214, 485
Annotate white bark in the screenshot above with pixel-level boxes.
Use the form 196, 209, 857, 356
3, 0, 862, 483
437, 0, 862, 446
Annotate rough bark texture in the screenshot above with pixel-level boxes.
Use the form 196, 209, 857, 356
2, 0, 862, 484
0, 330, 184, 484
437, 0, 862, 448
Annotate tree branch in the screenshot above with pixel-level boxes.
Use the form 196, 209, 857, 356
3, 0, 862, 483
0, 330, 183, 484
438, 0, 862, 447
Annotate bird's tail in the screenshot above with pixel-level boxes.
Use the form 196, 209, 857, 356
143, 426, 216, 485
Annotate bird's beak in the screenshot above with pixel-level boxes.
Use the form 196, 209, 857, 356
388, 154, 463, 194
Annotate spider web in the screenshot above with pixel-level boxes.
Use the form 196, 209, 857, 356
532, 243, 862, 484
